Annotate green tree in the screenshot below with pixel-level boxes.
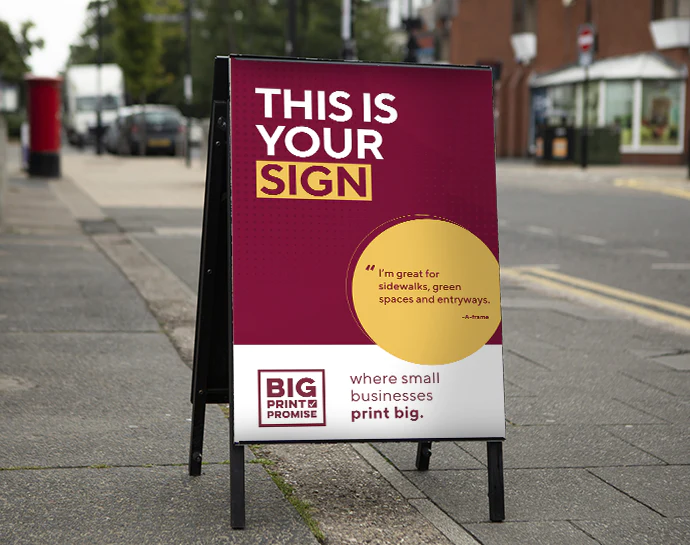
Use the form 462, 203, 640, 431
0, 21, 27, 82
147, 0, 187, 108
0, 19, 45, 81
17, 21, 45, 66
0, 19, 44, 136
113, 0, 167, 104
68, 1, 118, 66
190, 0, 396, 116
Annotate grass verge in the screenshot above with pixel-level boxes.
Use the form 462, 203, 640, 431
249, 448, 325, 543
219, 406, 325, 542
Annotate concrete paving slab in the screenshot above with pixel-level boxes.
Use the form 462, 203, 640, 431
464, 521, 598, 545
503, 367, 676, 399
621, 367, 690, 397
503, 352, 552, 388
133, 232, 201, 292
604, 424, 690, 464
0, 236, 159, 333
622, 396, 690, 424
503, 379, 535, 398
371, 441, 484, 471
62, 154, 206, 209
589, 466, 690, 517
503, 310, 601, 352
2, 178, 79, 233
406, 468, 659, 524
506, 393, 665, 425
651, 352, 690, 371
456, 425, 664, 468
572, 518, 690, 545
0, 464, 318, 544
103, 207, 203, 233
0, 332, 228, 468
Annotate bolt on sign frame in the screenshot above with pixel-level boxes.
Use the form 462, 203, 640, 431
189, 55, 505, 529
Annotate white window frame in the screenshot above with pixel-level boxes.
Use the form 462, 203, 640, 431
596, 78, 687, 155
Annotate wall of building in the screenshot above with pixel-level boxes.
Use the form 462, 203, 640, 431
447, 0, 690, 162
449, 1, 517, 156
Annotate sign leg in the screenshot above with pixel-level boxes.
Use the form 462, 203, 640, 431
230, 443, 246, 529
415, 441, 432, 470
188, 394, 206, 476
487, 441, 505, 522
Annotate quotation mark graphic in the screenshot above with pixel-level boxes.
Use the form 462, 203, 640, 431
365, 264, 375, 271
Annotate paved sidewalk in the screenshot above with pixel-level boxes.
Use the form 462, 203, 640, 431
0, 172, 318, 544
2, 152, 689, 544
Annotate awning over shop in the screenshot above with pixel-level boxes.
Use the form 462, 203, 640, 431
530, 52, 687, 87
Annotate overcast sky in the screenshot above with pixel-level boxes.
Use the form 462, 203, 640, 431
3, 0, 430, 76
4, 0, 89, 76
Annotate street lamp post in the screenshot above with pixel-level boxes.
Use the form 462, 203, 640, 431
341, 0, 356, 60
286, 0, 297, 56
96, 0, 104, 155
142, 5, 201, 168
185, 0, 193, 167
403, 0, 419, 63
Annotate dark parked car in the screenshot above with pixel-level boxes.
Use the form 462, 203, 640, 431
114, 106, 184, 156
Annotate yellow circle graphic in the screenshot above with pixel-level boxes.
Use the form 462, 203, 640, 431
351, 218, 501, 365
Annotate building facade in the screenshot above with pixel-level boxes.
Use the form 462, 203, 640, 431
443, 0, 690, 164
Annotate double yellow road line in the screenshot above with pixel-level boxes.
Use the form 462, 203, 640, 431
502, 266, 690, 333
614, 178, 690, 201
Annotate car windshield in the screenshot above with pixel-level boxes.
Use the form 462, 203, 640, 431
144, 111, 180, 123
76, 95, 120, 112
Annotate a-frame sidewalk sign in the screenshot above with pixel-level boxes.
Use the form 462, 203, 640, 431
189, 55, 506, 529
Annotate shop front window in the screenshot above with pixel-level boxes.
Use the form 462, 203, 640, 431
605, 81, 634, 146
641, 80, 682, 146
652, 0, 690, 19
545, 85, 575, 126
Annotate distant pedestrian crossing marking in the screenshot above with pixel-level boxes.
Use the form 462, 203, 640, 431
502, 266, 690, 333
574, 234, 606, 246
527, 226, 555, 236
651, 263, 690, 271
152, 227, 202, 236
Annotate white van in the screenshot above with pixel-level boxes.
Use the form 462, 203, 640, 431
64, 64, 125, 147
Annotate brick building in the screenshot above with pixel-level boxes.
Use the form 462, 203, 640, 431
441, 0, 690, 164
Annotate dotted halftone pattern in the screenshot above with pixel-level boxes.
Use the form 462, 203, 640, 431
229, 57, 501, 346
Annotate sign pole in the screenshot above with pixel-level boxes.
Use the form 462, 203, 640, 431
487, 441, 505, 521
189, 58, 230, 476
577, 22, 595, 169
96, 1, 104, 156
415, 441, 432, 471
286, 0, 297, 56
185, 0, 193, 167
581, 64, 589, 169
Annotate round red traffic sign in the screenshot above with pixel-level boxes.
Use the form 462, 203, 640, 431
578, 25, 595, 53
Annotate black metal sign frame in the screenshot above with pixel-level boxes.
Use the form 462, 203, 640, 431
188, 55, 504, 529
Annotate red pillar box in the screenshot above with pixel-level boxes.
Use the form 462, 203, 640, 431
25, 75, 62, 177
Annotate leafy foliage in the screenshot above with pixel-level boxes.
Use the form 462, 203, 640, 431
191, 0, 397, 116
68, 1, 118, 66
66, 0, 397, 114
113, 0, 167, 100
0, 19, 44, 82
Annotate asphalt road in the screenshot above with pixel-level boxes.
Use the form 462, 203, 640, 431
497, 172, 690, 307
102, 164, 690, 328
